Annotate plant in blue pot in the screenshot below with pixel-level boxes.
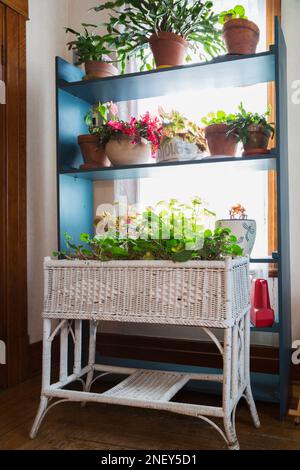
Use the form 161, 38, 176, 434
216, 204, 256, 257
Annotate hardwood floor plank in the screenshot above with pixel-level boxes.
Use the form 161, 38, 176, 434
0, 376, 300, 450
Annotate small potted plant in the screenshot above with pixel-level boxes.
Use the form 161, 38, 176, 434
216, 204, 257, 256
219, 5, 260, 56
78, 102, 117, 170
228, 103, 275, 155
65, 24, 118, 79
201, 110, 238, 157
157, 108, 207, 162
93, 1, 224, 72
100, 111, 163, 166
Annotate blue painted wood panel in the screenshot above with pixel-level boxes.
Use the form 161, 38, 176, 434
59, 175, 94, 251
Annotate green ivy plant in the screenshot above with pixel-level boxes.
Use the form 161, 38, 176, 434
65, 24, 114, 64
219, 5, 248, 25
201, 110, 237, 127
92, 1, 225, 73
54, 198, 243, 263
227, 103, 275, 144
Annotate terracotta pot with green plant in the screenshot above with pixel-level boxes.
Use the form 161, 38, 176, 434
202, 111, 238, 157
78, 102, 115, 169
66, 24, 118, 79
220, 5, 260, 55
228, 103, 275, 156
93, 1, 224, 72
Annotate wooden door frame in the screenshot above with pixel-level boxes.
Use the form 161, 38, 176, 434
0, 0, 28, 388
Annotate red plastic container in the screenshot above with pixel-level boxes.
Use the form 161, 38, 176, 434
250, 278, 275, 328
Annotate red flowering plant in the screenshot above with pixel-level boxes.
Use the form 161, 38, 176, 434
88, 102, 163, 157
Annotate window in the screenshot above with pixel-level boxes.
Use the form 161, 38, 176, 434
112, 0, 280, 261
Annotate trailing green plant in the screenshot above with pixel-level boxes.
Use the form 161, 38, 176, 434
92, 1, 225, 73
53, 198, 243, 262
227, 103, 275, 144
201, 110, 237, 127
219, 4, 248, 25
65, 24, 114, 64
84, 101, 118, 135
159, 108, 207, 151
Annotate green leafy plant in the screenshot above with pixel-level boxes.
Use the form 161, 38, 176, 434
92, 1, 225, 73
159, 108, 207, 151
85, 101, 118, 135
53, 198, 243, 263
201, 110, 237, 127
227, 103, 275, 144
65, 24, 114, 64
219, 5, 248, 25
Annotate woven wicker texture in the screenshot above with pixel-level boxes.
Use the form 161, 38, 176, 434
102, 370, 188, 402
43, 258, 250, 327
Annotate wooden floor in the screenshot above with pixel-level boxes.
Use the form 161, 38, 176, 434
0, 376, 299, 451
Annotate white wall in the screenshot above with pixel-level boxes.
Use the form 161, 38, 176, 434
26, 0, 300, 343
27, 0, 69, 343
282, 0, 300, 341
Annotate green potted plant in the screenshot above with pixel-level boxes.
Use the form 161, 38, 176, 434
65, 24, 118, 79
228, 103, 275, 155
78, 102, 115, 170
201, 110, 238, 157
157, 108, 207, 162
55, 197, 242, 262
92, 1, 224, 72
219, 5, 260, 55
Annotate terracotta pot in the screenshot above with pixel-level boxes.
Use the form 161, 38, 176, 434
243, 124, 272, 156
105, 137, 152, 166
205, 124, 238, 157
149, 32, 188, 68
222, 19, 260, 55
78, 134, 110, 169
84, 61, 118, 80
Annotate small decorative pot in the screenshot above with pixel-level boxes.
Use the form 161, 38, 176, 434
105, 137, 152, 166
149, 32, 188, 68
157, 137, 206, 162
243, 124, 273, 156
78, 135, 110, 169
216, 219, 257, 256
84, 61, 118, 80
222, 18, 260, 55
205, 124, 238, 157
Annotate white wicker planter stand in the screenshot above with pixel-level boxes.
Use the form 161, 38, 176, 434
30, 257, 260, 450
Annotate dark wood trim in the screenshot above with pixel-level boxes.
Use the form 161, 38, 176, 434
0, 0, 28, 18
28, 337, 60, 378
0, 6, 29, 388
28, 333, 299, 383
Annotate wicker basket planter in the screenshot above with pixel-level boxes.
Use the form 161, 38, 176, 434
43, 257, 250, 328
31, 255, 260, 451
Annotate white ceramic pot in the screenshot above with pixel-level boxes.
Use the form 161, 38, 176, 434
105, 137, 152, 166
157, 137, 206, 162
216, 219, 257, 256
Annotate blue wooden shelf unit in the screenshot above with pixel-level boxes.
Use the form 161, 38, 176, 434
56, 19, 291, 418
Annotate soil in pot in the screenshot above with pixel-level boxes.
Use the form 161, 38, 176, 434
243, 124, 272, 156
84, 61, 118, 80
78, 135, 110, 169
149, 32, 188, 68
205, 124, 238, 157
106, 137, 152, 166
222, 18, 260, 55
